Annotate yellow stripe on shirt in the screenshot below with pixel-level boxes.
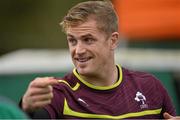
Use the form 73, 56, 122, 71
63, 98, 162, 119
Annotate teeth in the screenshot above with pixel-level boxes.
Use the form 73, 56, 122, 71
78, 58, 88, 62
76, 58, 90, 62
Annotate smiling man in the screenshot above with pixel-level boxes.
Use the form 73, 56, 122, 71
21, 0, 177, 119
66, 16, 119, 86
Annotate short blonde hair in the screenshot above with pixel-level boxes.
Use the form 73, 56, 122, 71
60, 0, 118, 36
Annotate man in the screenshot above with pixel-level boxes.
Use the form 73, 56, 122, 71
21, 0, 177, 119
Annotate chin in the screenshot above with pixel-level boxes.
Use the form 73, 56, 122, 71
76, 65, 92, 76
77, 67, 88, 75
74, 60, 95, 75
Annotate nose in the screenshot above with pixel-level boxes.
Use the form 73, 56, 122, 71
75, 42, 86, 55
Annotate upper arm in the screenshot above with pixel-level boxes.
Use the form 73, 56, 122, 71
155, 79, 176, 116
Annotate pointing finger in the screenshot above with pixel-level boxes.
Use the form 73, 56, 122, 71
30, 77, 58, 88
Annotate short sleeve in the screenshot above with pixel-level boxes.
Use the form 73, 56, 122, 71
155, 79, 176, 116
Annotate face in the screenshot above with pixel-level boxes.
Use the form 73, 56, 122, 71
66, 19, 118, 76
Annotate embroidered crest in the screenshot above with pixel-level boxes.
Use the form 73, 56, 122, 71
135, 91, 148, 109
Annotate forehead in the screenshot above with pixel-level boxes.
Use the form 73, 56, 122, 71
66, 19, 100, 38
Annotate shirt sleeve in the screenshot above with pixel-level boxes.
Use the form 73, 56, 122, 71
31, 108, 50, 119
155, 79, 176, 116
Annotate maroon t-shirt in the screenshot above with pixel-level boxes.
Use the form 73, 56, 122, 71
44, 65, 176, 119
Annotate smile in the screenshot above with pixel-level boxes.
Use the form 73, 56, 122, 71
75, 57, 92, 63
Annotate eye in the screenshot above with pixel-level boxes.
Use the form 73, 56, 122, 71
68, 38, 77, 46
84, 37, 95, 44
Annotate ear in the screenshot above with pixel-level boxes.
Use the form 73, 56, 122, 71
110, 32, 119, 50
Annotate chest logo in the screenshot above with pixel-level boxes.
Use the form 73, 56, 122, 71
134, 91, 148, 109
78, 98, 89, 107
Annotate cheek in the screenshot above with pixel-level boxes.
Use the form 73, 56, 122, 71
98, 43, 110, 52
69, 47, 75, 58
98, 44, 111, 57
94, 46, 107, 58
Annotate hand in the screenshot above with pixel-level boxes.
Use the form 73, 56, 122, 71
163, 112, 180, 120
22, 77, 58, 112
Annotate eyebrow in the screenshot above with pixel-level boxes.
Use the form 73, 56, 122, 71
81, 34, 93, 39
67, 34, 74, 38
67, 33, 94, 39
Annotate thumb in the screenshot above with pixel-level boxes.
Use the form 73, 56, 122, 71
163, 112, 174, 119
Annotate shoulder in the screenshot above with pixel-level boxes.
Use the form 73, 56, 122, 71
122, 67, 164, 90
122, 67, 171, 103
122, 67, 158, 82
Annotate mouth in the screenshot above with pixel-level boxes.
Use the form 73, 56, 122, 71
75, 57, 92, 63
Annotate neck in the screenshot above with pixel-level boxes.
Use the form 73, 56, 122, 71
81, 64, 118, 87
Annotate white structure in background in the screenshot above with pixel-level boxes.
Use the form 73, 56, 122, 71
0, 49, 72, 74
0, 48, 180, 75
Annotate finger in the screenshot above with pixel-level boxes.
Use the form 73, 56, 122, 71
31, 77, 58, 88
163, 112, 174, 119
22, 92, 53, 111
32, 99, 52, 109
28, 85, 53, 96
31, 92, 54, 102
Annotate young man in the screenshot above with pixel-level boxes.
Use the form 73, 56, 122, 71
21, 0, 177, 119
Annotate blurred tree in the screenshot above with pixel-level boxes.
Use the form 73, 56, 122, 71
0, 0, 86, 55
